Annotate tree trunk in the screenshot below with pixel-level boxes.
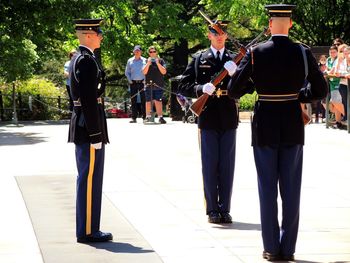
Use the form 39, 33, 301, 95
173, 38, 189, 76
0, 90, 4, 121
12, 82, 18, 124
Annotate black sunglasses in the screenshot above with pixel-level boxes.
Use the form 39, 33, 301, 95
149, 50, 156, 53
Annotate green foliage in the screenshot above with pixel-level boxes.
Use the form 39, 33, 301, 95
0, 36, 39, 82
200, 0, 269, 41
16, 78, 63, 97
38, 57, 68, 88
239, 92, 257, 111
290, 0, 350, 45
1, 78, 67, 121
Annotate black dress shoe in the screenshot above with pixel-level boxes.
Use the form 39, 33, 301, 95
129, 119, 137, 123
77, 231, 113, 243
208, 211, 221, 224
220, 212, 232, 224
280, 254, 295, 261
262, 251, 280, 261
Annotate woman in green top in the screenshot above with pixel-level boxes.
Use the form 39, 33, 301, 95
325, 45, 344, 128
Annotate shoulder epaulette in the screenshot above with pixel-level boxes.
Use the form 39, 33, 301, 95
294, 41, 310, 49
80, 49, 93, 59
72, 53, 84, 83
250, 40, 268, 51
191, 50, 206, 58
72, 51, 100, 83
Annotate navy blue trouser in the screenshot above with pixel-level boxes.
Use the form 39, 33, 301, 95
75, 143, 105, 238
200, 129, 236, 214
130, 82, 146, 119
253, 145, 303, 256
339, 84, 348, 120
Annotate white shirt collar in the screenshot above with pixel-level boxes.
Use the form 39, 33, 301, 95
79, 45, 94, 54
210, 46, 225, 59
133, 56, 144, 61
272, 34, 289, 37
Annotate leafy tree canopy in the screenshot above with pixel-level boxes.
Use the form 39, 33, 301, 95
1, 0, 349, 90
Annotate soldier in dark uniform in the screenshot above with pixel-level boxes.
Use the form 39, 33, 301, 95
179, 20, 238, 224
68, 19, 112, 243
227, 4, 328, 261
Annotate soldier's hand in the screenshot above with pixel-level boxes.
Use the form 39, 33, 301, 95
202, 83, 216, 95
224, 61, 237, 76
91, 142, 102, 150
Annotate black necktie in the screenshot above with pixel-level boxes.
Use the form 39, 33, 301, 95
216, 50, 221, 63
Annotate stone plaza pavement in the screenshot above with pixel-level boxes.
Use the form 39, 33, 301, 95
0, 118, 349, 263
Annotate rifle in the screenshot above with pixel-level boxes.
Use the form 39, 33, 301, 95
189, 10, 269, 116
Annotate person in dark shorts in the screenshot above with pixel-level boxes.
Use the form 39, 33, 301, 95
142, 46, 167, 124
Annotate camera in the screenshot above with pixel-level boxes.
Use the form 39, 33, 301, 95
151, 58, 156, 63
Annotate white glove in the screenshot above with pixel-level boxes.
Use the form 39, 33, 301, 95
202, 83, 216, 95
91, 142, 102, 150
224, 61, 237, 76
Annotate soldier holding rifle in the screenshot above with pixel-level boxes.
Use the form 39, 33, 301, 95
227, 4, 328, 261
179, 17, 239, 224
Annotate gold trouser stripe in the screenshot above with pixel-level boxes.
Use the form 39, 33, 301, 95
198, 129, 201, 151
86, 146, 95, 235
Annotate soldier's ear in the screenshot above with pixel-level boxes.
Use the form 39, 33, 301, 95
289, 19, 293, 29
268, 19, 273, 30
207, 32, 212, 40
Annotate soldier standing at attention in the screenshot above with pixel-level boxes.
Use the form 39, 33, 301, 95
179, 20, 238, 224
227, 4, 328, 261
68, 19, 112, 243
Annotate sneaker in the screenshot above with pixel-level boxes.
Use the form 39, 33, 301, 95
336, 121, 343, 129
129, 119, 136, 123
159, 117, 166, 124
143, 117, 152, 124
332, 122, 343, 129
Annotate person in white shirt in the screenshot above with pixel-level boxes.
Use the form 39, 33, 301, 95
334, 44, 349, 123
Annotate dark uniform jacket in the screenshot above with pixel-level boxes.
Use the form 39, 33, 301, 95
228, 36, 328, 146
179, 48, 238, 130
68, 46, 109, 144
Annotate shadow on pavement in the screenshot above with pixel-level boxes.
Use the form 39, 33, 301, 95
293, 260, 324, 263
0, 120, 69, 127
213, 221, 261, 231
86, 241, 155, 254
0, 130, 47, 145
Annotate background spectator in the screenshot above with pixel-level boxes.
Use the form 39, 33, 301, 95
313, 55, 327, 122
64, 50, 76, 111
325, 45, 344, 128
125, 45, 146, 123
333, 38, 344, 47
142, 46, 167, 124
334, 44, 349, 122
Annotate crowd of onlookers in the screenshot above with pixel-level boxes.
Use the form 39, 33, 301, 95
125, 45, 167, 124
314, 38, 350, 129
